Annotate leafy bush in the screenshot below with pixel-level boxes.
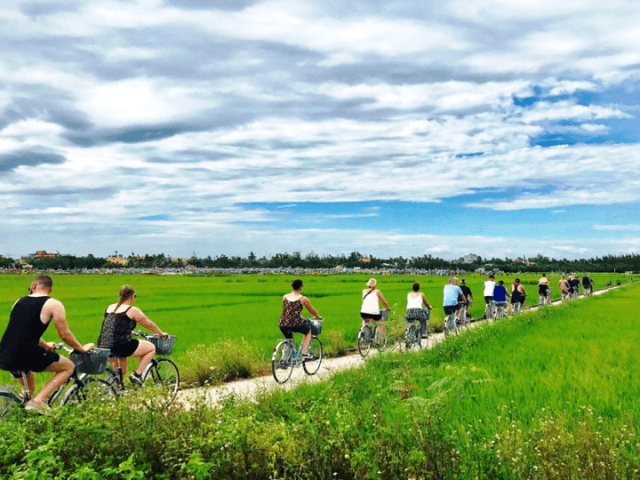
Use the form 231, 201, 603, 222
322, 327, 348, 357
181, 339, 263, 386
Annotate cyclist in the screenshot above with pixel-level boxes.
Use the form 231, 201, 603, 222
443, 277, 467, 329
559, 275, 570, 301
406, 282, 432, 337
582, 274, 593, 295
97, 285, 168, 386
483, 275, 496, 318
278, 279, 322, 360
569, 274, 580, 298
360, 278, 390, 338
459, 279, 474, 320
509, 278, 527, 312
538, 273, 551, 304
0, 276, 94, 412
492, 280, 510, 315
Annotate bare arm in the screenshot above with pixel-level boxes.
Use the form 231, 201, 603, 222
376, 290, 390, 310
300, 296, 321, 319
127, 307, 167, 336
420, 293, 432, 309
47, 300, 93, 353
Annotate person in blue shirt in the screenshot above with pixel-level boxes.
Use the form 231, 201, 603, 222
443, 277, 467, 330
493, 280, 510, 310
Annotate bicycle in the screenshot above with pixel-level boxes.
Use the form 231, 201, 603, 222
443, 305, 461, 336
272, 319, 323, 384
493, 302, 508, 319
402, 308, 430, 352
538, 287, 552, 306
357, 310, 389, 357
511, 300, 523, 314
1, 344, 115, 418
104, 331, 180, 408
461, 300, 472, 328
484, 301, 495, 320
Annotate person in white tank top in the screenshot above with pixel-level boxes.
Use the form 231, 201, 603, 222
360, 278, 390, 335
406, 282, 432, 334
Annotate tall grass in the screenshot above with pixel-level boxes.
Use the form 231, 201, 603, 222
1, 283, 640, 479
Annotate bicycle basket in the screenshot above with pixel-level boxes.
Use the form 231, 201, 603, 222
70, 348, 111, 375
405, 308, 430, 321
379, 310, 389, 320
148, 335, 176, 355
309, 319, 323, 335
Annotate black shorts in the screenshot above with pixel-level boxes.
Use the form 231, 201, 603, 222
360, 312, 383, 321
280, 323, 311, 339
484, 296, 493, 304
110, 340, 140, 358
5, 347, 60, 378
538, 285, 549, 295
443, 304, 462, 315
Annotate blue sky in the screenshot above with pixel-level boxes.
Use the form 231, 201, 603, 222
1, 0, 640, 260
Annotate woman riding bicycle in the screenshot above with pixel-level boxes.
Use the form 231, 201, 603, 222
360, 278, 390, 336
509, 278, 527, 313
97, 285, 168, 386
406, 282, 432, 335
279, 279, 322, 359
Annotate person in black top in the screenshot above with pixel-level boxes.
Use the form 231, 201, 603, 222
97, 285, 168, 386
582, 275, 593, 294
459, 279, 474, 319
0, 276, 94, 412
568, 275, 581, 298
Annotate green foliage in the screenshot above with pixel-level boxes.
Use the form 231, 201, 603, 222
181, 339, 263, 386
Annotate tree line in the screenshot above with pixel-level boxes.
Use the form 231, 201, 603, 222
1, 251, 640, 273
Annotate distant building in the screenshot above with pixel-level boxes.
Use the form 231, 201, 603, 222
361, 257, 371, 263
34, 250, 60, 260
460, 254, 479, 264
106, 256, 128, 266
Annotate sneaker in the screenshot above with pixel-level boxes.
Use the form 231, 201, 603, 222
129, 372, 144, 386
24, 400, 51, 414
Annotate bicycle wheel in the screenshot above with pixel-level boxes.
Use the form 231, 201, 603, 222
0, 391, 21, 419
358, 325, 372, 357
60, 377, 117, 407
408, 323, 422, 350
374, 326, 388, 350
303, 337, 323, 375
272, 341, 294, 383
144, 358, 180, 407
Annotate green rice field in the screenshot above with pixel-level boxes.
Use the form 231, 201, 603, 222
0, 272, 633, 385
1, 277, 640, 478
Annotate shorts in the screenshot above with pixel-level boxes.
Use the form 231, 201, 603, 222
493, 301, 509, 307
279, 322, 311, 339
110, 340, 140, 358
484, 296, 493, 304
360, 312, 383, 321
4, 347, 60, 378
538, 286, 549, 296
511, 297, 523, 305
443, 304, 462, 315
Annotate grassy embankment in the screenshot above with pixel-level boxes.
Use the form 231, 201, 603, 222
0, 272, 632, 387
1, 282, 639, 479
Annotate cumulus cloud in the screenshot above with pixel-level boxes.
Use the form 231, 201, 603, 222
0, 0, 639, 258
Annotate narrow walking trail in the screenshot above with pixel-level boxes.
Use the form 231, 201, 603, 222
177, 287, 615, 408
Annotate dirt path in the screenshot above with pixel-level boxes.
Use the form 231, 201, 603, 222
177, 286, 616, 408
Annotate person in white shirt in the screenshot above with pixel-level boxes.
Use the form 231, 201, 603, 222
482, 275, 496, 319
406, 282, 432, 336
360, 278, 390, 336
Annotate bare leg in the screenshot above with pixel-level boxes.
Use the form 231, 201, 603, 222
32, 357, 74, 404
301, 331, 312, 354
130, 340, 156, 375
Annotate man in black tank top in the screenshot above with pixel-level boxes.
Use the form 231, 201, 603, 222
0, 276, 94, 411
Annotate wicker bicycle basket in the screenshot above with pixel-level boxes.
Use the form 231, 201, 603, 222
70, 348, 111, 375
148, 335, 176, 355
308, 319, 323, 335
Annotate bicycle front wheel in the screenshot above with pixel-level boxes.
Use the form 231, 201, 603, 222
0, 391, 21, 419
272, 341, 294, 383
144, 358, 180, 407
303, 337, 323, 375
358, 325, 372, 357
60, 377, 116, 407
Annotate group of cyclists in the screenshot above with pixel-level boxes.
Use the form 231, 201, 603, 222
279, 273, 597, 356
0, 276, 168, 413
